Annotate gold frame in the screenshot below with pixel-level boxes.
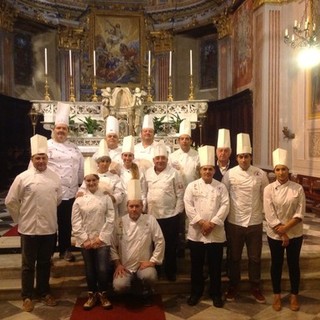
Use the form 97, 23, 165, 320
89, 10, 145, 88
307, 65, 320, 119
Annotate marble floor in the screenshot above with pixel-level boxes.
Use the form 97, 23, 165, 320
1, 190, 320, 319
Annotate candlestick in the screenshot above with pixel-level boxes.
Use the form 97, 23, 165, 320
190, 50, 193, 76
148, 50, 151, 77
44, 48, 48, 75
188, 74, 195, 101
44, 75, 51, 101
169, 51, 172, 77
69, 76, 75, 102
69, 50, 72, 76
147, 75, 153, 102
93, 50, 96, 77
167, 76, 173, 101
92, 76, 98, 102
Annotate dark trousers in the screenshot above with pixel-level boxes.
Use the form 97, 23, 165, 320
21, 234, 55, 299
81, 246, 111, 292
57, 198, 75, 255
157, 214, 180, 278
226, 222, 263, 288
188, 240, 224, 298
267, 236, 303, 295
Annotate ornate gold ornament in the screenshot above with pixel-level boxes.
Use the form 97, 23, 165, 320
58, 26, 84, 50
0, 1, 16, 32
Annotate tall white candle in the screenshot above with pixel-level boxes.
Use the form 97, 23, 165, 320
169, 51, 172, 77
190, 49, 193, 76
69, 50, 72, 76
148, 50, 151, 77
44, 48, 48, 75
93, 50, 96, 76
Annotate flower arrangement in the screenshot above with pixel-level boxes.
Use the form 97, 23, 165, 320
79, 116, 99, 135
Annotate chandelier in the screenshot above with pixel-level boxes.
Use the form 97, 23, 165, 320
284, 0, 319, 49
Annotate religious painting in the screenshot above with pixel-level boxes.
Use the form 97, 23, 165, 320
233, 0, 253, 89
90, 11, 144, 88
308, 65, 320, 119
199, 36, 218, 90
14, 33, 33, 86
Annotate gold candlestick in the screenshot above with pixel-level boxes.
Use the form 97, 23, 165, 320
92, 76, 98, 102
188, 75, 195, 100
167, 76, 173, 102
147, 75, 153, 102
44, 75, 51, 101
69, 77, 75, 102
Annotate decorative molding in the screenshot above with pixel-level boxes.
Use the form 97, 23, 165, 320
149, 31, 173, 53
309, 131, 320, 158
253, 0, 289, 10
0, 1, 16, 32
213, 13, 231, 39
58, 26, 84, 50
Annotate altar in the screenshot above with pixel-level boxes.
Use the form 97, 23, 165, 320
32, 87, 208, 156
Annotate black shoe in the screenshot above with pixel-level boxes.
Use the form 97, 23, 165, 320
166, 274, 176, 282
213, 296, 224, 308
60, 251, 75, 262
187, 295, 200, 306
142, 294, 153, 307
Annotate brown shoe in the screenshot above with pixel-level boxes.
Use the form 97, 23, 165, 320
225, 286, 237, 302
42, 294, 57, 307
251, 288, 266, 304
99, 291, 112, 310
290, 294, 300, 311
272, 294, 281, 311
83, 292, 97, 310
22, 298, 34, 312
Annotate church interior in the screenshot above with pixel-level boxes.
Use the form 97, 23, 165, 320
0, 0, 320, 319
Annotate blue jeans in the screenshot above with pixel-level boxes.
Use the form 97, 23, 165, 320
21, 234, 55, 299
81, 246, 111, 292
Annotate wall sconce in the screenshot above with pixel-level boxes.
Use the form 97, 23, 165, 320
282, 126, 295, 140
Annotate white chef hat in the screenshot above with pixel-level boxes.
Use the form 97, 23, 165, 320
179, 119, 191, 137
152, 140, 168, 158
122, 135, 135, 154
55, 102, 70, 126
272, 148, 289, 168
84, 157, 98, 177
142, 114, 154, 130
217, 128, 231, 149
127, 179, 142, 201
198, 145, 215, 167
105, 116, 119, 135
236, 133, 252, 155
30, 134, 48, 156
96, 139, 110, 160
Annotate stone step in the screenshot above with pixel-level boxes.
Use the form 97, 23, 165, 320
0, 249, 319, 300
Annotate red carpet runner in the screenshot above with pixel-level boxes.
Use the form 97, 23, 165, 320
70, 294, 166, 320
2, 225, 18, 237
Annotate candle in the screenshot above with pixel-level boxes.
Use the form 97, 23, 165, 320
190, 50, 193, 76
69, 50, 72, 76
169, 51, 172, 77
93, 50, 96, 76
285, 28, 288, 37
148, 50, 151, 77
294, 20, 297, 28
44, 48, 48, 75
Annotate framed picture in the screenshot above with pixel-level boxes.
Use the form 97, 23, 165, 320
307, 64, 320, 119
90, 11, 145, 88
199, 36, 218, 90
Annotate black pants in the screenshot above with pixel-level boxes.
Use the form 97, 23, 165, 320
188, 240, 224, 298
267, 236, 303, 295
21, 234, 55, 299
57, 198, 75, 255
157, 214, 180, 279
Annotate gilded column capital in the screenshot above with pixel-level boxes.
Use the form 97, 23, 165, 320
149, 30, 173, 54
0, 1, 16, 32
253, 0, 288, 10
213, 14, 231, 40
58, 26, 84, 50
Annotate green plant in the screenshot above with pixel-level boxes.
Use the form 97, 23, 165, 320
153, 115, 166, 133
169, 112, 184, 132
79, 116, 99, 134
69, 115, 76, 126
